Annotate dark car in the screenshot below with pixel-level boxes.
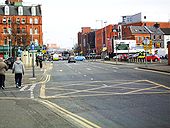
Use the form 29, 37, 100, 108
4, 57, 16, 69
68, 56, 76, 63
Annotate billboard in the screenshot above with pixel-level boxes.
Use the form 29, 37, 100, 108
113, 40, 136, 53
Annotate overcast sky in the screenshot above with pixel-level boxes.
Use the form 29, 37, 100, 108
1, 0, 170, 49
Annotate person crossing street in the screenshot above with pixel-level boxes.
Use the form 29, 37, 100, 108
12, 57, 25, 89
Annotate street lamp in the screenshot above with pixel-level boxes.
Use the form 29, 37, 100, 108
31, 16, 35, 77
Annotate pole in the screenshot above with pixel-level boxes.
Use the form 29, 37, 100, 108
32, 17, 35, 77
116, 41, 117, 64
32, 52, 35, 77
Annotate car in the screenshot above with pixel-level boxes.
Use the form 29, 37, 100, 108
137, 54, 161, 62
146, 54, 160, 62
113, 54, 127, 61
4, 57, 16, 69
104, 56, 110, 61
68, 56, 76, 63
74, 56, 86, 61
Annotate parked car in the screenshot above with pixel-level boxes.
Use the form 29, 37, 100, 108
113, 54, 128, 61
137, 54, 160, 62
104, 56, 110, 61
74, 56, 86, 61
68, 56, 76, 63
4, 57, 16, 69
146, 54, 160, 62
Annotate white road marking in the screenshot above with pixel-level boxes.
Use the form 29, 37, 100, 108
86, 68, 92, 71
28, 84, 36, 98
20, 85, 28, 91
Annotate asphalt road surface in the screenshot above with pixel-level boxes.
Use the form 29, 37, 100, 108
42, 60, 170, 128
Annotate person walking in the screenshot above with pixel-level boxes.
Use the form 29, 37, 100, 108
12, 57, 25, 89
0, 58, 8, 89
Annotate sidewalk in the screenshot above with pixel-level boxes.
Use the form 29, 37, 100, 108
96, 59, 170, 73
0, 62, 79, 128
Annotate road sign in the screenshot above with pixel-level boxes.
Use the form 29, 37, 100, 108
29, 50, 37, 53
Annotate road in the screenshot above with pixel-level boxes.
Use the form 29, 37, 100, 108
1, 60, 170, 128
43, 60, 170, 128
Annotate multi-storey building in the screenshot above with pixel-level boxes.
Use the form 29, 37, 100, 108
0, 0, 42, 58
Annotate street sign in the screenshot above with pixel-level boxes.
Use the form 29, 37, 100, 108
29, 50, 37, 53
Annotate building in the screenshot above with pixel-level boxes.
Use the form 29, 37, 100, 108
77, 27, 95, 55
0, 0, 42, 59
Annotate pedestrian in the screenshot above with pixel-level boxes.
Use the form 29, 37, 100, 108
12, 57, 25, 89
36, 55, 39, 66
0, 58, 8, 89
39, 57, 43, 68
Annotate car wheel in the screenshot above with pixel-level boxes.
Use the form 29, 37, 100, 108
154, 58, 158, 62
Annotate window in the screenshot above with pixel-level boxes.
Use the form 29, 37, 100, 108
30, 28, 33, 34
35, 28, 38, 34
3, 27, 7, 34
159, 35, 162, 40
3, 17, 6, 24
30, 18, 33, 24
31, 6, 36, 16
18, 6, 23, 15
8, 28, 12, 34
4, 39, 7, 45
17, 27, 20, 34
8, 18, 12, 25
21, 18, 26, 24
35, 39, 38, 46
16, 18, 20, 24
34, 18, 38, 24
4, 5, 9, 15
22, 28, 26, 33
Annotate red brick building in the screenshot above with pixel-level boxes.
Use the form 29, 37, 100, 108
0, 0, 42, 58
95, 24, 118, 55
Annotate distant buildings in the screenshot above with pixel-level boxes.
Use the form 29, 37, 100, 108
0, 0, 42, 58
77, 13, 170, 58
